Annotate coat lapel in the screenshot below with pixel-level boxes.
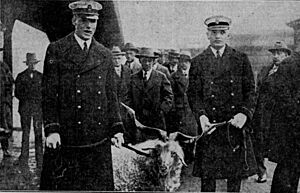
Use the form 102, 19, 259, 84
132, 70, 144, 91
79, 39, 104, 74
145, 70, 158, 91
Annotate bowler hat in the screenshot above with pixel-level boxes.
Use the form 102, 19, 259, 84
69, 0, 102, 19
23, 53, 40, 64
136, 47, 158, 58
123, 43, 139, 53
268, 41, 291, 55
111, 46, 125, 56
205, 15, 232, 30
180, 50, 192, 60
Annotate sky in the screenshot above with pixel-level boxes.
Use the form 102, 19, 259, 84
116, 1, 300, 49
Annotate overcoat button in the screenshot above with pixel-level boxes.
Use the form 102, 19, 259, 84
211, 95, 215, 98
77, 90, 81, 93
77, 75, 80, 78
231, 93, 234, 96
98, 76, 101, 79
213, 120, 216, 123
212, 107, 216, 111
231, 105, 235, 109
230, 80, 234, 83
98, 91, 101, 94
78, 121, 81, 125
77, 105, 81, 109
98, 122, 101, 125
97, 106, 101, 110
210, 81, 214, 85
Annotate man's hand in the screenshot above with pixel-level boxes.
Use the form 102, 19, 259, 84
199, 115, 214, 134
229, 113, 247, 129
111, 132, 124, 148
46, 133, 61, 149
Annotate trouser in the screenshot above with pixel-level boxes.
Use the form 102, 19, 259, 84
19, 112, 43, 168
201, 178, 242, 192
270, 161, 300, 193
1, 138, 8, 151
256, 155, 267, 177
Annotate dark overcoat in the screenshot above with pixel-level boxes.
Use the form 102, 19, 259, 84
115, 65, 131, 103
187, 45, 257, 179
252, 53, 300, 164
15, 69, 43, 116
40, 33, 123, 190
169, 70, 197, 136
0, 61, 13, 133
126, 69, 173, 130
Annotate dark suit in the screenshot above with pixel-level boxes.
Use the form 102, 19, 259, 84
15, 69, 43, 166
252, 53, 300, 193
124, 57, 142, 74
0, 61, 13, 152
187, 45, 257, 191
115, 65, 131, 103
126, 69, 173, 131
40, 33, 124, 190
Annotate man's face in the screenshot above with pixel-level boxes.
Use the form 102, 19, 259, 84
73, 16, 97, 40
113, 55, 124, 67
207, 29, 229, 50
272, 50, 288, 65
140, 57, 154, 71
179, 59, 190, 71
125, 50, 136, 61
27, 62, 36, 71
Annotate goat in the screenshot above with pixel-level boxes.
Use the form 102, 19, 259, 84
112, 137, 189, 191
112, 103, 198, 191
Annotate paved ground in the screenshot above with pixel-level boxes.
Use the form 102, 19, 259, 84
0, 130, 299, 192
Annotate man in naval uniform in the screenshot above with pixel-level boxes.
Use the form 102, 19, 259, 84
187, 15, 257, 192
40, 0, 124, 190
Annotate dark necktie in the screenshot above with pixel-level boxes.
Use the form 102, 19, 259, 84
83, 41, 88, 54
216, 50, 221, 59
143, 71, 148, 86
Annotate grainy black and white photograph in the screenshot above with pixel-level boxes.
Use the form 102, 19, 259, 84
0, 0, 300, 192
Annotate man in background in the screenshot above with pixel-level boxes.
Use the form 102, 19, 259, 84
123, 42, 142, 74
15, 53, 43, 169
0, 47, 13, 158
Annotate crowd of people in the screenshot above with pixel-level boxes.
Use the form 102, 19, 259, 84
0, 0, 299, 192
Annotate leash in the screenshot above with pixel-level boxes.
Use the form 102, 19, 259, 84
122, 143, 151, 157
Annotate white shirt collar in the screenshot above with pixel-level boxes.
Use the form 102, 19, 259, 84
143, 68, 152, 81
74, 33, 92, 50
210, 45, 226, 58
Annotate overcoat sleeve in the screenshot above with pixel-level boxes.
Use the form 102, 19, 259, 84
187, 57, 207, 121
42, 43, 61, 137
240, 53, 256, 120
105, 53, 125, 135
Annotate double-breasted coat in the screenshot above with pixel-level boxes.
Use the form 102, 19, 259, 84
187, 45, 257, 179
40, 33, 124, 190
169, 70, 197, 136
126, 69, 173, 131
252, 52, 300, 165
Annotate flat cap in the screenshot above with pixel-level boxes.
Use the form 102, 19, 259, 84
204, 15, 231, 30
69, 0, 102, 19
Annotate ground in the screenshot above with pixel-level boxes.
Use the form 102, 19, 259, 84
0, 130, 299, 192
